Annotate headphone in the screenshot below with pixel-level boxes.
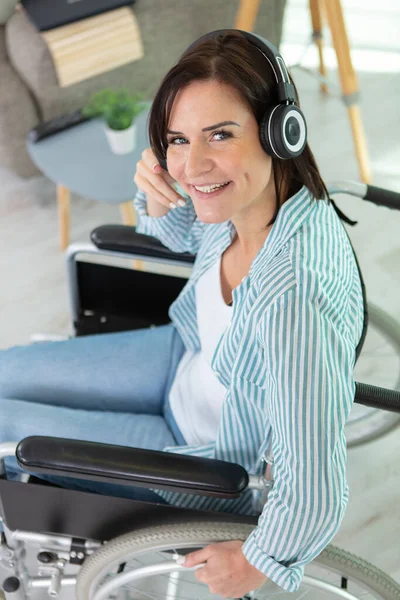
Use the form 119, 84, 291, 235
159, 29, 307, 168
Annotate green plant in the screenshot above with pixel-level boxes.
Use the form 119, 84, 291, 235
82, 89, 147, 131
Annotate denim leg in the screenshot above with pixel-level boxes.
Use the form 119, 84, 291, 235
0, 324, 181, 414
0, 397, 176, 501
0, 323, 187, 500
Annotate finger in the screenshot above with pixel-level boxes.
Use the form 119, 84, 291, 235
183, 545, 215, 567
135, 162, 186, 208
142, 148, 167, 177
134, 173, 177, 209
137, 160, 184, 204
194, 567, 223, 588
162, 169, 179, 188
152, 163, 163, 174
141, 147, 158, 168
142, 148, 176, 185
150, 162, 180, 193
193, 565, 208, 583
139, 148, 176, 183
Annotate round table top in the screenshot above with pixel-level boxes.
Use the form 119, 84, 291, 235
27, 109, 150, 204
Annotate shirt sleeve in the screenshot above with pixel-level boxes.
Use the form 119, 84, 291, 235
133, 189, 205, 254
242, 283, 357, 592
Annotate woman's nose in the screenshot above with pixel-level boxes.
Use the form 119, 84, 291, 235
184, 143, 213, 178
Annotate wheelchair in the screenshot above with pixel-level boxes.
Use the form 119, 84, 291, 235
1, 181, 400, 600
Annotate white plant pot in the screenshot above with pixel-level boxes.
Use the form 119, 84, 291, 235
104, 122, 137, 155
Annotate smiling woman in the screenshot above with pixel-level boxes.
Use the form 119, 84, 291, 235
0, 29, 365, 597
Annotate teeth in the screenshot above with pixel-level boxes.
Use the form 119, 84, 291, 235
194, 182, 229, 193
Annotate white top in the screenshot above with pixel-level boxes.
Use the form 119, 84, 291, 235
168, 255, 232, 445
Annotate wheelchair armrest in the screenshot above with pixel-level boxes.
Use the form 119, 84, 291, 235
91, 225, 196, 265
16, 436, 249, 499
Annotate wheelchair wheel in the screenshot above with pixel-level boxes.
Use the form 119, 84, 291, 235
347, 302, 400, 447
76, 521, 400, 600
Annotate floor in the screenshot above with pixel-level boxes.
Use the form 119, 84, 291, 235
0, 0, 399, 593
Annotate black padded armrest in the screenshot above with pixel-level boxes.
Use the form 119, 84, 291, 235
16, 436, 249, 499
91, 225, 195, 265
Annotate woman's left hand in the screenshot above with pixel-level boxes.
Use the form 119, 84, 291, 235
182, 540, 268, 598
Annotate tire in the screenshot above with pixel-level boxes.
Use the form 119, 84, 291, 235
347, 303, 400, 447
77, 521, 400, 600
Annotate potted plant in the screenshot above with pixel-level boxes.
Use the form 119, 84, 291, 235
83, 89, 147, 155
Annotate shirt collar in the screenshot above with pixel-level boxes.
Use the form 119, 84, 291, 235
197, 185, 316, 286
251, 185, 316, 279
221, 185, 316, 282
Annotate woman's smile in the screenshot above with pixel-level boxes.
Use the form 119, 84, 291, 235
190, 181, 232, 198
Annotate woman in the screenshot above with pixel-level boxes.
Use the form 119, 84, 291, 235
0, 31, 364, 594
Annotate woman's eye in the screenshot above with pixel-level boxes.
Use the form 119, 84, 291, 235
212, 130, 231, 141
168, 137, 187, 145
167, 130, 231, 145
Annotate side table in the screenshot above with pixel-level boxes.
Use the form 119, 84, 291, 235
27, 109, 149, 250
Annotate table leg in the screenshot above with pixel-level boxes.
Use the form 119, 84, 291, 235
57, 184, 71, 251
309, 0, 328, 94
119, 200, 143, 270
119, 200, 136, 226
234, 0, 261, 31
322, 0, 371, 183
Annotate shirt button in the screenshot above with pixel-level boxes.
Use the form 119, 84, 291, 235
214, 371, 221, 377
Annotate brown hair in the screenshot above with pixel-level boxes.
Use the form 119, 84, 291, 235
149, 30, 329, 222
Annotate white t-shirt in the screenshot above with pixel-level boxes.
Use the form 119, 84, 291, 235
168, 255, 232, 445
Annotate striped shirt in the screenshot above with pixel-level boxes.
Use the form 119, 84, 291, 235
133, 185, 364, 592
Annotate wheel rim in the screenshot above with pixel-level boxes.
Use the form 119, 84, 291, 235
346, 303, 400, 446
87, 541, 390, 600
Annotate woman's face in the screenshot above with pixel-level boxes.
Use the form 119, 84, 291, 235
166, 79, 273, 224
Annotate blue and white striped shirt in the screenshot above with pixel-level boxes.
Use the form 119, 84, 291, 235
133, 185, 364, 592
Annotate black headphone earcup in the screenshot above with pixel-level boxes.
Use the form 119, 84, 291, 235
260, 104, 307, 159
259, 108, 274, 156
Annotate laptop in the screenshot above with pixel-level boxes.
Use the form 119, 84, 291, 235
21, 0, 137, 32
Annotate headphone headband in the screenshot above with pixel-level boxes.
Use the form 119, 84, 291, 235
184, 29, 297, 105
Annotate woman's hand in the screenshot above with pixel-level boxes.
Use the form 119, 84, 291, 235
134, 147, 186, 217
182, 540, 268, 598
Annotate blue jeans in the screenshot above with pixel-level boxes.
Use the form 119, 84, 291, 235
0, 324, 186, 502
